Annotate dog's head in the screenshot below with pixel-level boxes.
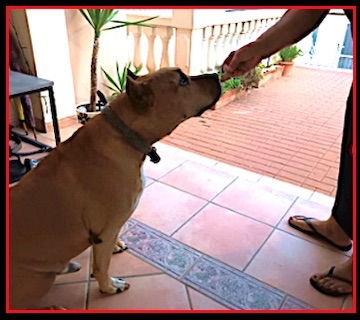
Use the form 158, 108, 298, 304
123, 67, 221, 143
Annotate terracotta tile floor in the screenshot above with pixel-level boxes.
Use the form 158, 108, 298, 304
10, 126, 354, 311
163, 66, 353, 197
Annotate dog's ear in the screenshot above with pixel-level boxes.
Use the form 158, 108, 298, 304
126, 76, 154, 111
127, 69, 139, 80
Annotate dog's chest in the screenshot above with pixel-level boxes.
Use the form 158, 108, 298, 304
132, 166, 146, 212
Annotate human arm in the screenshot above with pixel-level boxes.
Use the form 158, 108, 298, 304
221, 9, 329, 81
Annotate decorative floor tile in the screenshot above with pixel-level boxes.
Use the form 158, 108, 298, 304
183, 256, 285, 310
120, 219, 312, 310
120, 222, 201, 279
280, 296, 314, 310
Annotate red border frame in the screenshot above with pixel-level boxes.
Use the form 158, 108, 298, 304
5, 5, 357, 314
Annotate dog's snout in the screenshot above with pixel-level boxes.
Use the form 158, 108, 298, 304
209, 72, 220, 80
190, 73, 219, 81
190, 73, 221, 95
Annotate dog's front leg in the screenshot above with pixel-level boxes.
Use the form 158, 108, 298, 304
92, 230, 130, 294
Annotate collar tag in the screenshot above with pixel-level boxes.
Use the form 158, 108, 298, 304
148, 147, 161, 163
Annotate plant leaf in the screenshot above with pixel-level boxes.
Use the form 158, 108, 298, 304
103, 83, 118, 93
79, 10, 95, 29
101, 67, 121, 92
116, 61, 126, 93
112, 16, 159, 24
103, 16, 159, 31
107, 10, 118, 22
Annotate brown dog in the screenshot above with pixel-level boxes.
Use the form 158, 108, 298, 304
9, 67, 221, 309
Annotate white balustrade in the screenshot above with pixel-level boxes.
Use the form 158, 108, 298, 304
125, 9, 285, 76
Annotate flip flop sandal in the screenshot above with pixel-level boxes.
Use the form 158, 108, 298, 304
288, 215, 352, 251
309, 266, 352, 297
99, 278, 130, 294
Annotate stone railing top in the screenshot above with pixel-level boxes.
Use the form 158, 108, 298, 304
126, 9, 287, 29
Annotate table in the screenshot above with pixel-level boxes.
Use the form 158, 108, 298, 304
10, 71, 61, 146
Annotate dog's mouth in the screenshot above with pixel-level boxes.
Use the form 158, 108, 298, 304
194, 74, 222, 117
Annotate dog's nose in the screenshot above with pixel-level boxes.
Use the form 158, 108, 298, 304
207, 73, 220, 82
190, 73, 219, 81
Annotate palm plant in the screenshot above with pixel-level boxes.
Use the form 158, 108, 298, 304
101, 61, 142, 100
79, 9, 157, 112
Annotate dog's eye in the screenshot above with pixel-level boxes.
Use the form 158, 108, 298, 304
179, 73, 189, 86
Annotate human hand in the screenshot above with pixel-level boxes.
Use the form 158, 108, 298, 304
221, 42, 264, 81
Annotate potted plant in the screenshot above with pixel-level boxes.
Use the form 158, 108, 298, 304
76, 9, 157, 125
214, 65, 263, 110
277, 45, 303, 76
101, 61, 142, 102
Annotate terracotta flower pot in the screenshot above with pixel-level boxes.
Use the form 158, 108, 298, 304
278, 61, 294, 76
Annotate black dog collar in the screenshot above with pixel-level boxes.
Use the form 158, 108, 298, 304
101, 105, 161, 163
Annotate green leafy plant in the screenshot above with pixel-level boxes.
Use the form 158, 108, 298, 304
218, 63, 264, 94
241, 64, 264, 89
278, 45, 303, 62
101, 61, 142, 100
217, 70, 243, 94
79, 9, 158, 112
221, 77, 243, 94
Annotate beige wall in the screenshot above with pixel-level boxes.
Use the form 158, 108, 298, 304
9, 10, 45, 131
26, 9, 76, 122
65, 9, 129, 105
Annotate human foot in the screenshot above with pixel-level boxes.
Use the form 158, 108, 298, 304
309, 256, 353, 296
288, 215, 352, 251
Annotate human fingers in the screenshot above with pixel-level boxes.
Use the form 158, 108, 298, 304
222, 51, 235, 71
220, 69, 244, 82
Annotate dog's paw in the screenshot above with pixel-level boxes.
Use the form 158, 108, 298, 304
113, 240, 128, 254
57, 261, 82, 275
100, 277, 130, 294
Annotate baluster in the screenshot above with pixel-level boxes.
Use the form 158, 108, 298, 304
145, 27, 156, 73
126, 28, 135, 63
200, 27, 211, 73
139, 33, 149, 75
250, 19, 261, 42
174, 28, 191, 74
266, 17, 274, 29
231, 22, 242, 51
222, 24, 234, 64
258, 19, 267, 37
238, 21, 249, 48
168, 31, 175, 67
130, 25, 144, 74
153, 35, 163, 70
159, 27, 174, 68
215, 24, 228, 68
207, 25, 219, 72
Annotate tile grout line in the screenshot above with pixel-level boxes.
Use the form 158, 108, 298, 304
241, 195, 300, 273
